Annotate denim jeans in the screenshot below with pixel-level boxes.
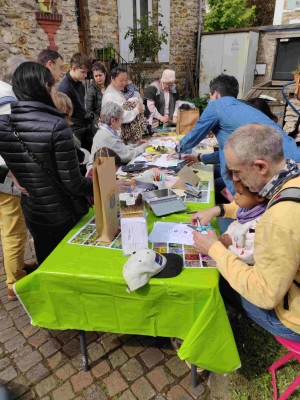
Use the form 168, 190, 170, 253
220, 276, 300, 341
240, 296, 300, 341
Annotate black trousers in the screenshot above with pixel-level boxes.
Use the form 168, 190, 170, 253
26, 217, 77, 266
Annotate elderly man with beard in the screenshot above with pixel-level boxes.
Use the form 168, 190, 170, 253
191, 123, 300, 341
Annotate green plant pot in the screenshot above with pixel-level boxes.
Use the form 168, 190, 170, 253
37, 0, 52, 13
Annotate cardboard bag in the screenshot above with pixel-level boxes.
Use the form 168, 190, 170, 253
176, 109, 199, 135
93, 156, 119, 242
172, 166, 200, 190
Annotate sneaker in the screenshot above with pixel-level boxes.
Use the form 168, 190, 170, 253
170, 337, 183, 352
7, 289, 18, 301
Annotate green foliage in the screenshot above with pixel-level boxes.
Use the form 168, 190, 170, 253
185, 94, 210, 112
124, 13, 168, 89
205, 0, 256, 32
124, 14, 168, 62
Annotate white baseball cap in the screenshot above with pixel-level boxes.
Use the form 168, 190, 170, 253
123, 249, 183, 292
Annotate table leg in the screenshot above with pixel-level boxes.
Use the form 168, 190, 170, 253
78, 330, 90, 372
191, 364, 198, 388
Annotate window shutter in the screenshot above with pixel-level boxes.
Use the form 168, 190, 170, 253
118, 0, 134, 62
287, 0, 296, 10
158, 0, 170, 62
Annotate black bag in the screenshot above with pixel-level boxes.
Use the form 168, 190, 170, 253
11, 124, 91, 219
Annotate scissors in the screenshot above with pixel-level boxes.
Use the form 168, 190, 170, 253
187, 217, 213, 232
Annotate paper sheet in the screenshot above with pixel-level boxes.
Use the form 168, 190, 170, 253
121, 217, 148, 255
149, 222, 207, 246
153, 154, 183, 168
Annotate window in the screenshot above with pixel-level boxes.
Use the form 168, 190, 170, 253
118, 0, 169, 63
272, 38, 300, 80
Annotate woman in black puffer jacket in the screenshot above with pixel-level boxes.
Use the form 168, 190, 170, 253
0, 62, 93, 265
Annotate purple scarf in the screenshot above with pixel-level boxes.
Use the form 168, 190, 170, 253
236, 203, 267, 224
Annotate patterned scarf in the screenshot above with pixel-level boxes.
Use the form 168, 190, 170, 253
236, 203, 267, 224
259, 159, 300, 200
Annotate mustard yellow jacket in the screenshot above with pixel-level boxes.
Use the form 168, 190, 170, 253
209, 176, 300, 334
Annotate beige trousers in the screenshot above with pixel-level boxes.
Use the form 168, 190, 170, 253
0, 192, 27, 289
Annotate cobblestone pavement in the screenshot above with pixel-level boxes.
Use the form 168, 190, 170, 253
0, 237, 231, 400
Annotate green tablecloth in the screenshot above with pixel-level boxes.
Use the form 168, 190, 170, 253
15, 167, 240, 374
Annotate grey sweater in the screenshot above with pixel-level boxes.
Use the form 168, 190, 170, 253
87, 125, 148, 172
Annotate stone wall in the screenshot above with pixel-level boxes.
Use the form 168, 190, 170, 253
253, 31, 277, 86
82, 0, 119, 59
0, 0, 202, 95
0, 0, 79, 74
52, 0, 80, 65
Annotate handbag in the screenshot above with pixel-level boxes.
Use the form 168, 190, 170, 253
12, 125, 91, 218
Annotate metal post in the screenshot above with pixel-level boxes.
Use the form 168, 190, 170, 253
78, 330, 90, 372
191, 364, 198, 388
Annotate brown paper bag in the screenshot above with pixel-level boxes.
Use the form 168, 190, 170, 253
93, 155, 119, 242
176, 109, 199, 135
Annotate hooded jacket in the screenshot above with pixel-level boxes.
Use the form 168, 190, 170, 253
0, 81, 20, 195
0, 101, 93, 225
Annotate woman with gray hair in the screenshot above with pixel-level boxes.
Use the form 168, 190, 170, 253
87, 102, 148, 171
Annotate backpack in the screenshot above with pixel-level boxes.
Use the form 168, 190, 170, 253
268, 187, 300, 310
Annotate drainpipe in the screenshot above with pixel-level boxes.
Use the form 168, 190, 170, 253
195, 0, 203, 96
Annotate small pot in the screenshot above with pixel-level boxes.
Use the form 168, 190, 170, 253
37, 0, 52, 13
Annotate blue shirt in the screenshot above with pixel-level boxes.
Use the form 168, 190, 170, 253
178, 97, 300, 194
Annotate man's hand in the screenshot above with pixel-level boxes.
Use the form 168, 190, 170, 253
193, 229, 218, 255
190, 206, 221, 226
219, 234, 232, 249
160, 116, 169, 123
183, 154, 199, 164
117, 179, 132, 187
167, 150, 180, 161
7, 171, 30, 197
138, 139, 148, 146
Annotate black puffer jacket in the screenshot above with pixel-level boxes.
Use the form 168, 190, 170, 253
0, 102, 93, 225
86, 81, 103, 117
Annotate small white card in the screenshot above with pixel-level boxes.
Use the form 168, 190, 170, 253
121, 217, 148, 256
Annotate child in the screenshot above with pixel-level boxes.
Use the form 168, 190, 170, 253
218, 180, 267, 265
52, 91, 90, 174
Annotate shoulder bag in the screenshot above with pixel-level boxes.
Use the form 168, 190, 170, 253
11, 123, 91, 219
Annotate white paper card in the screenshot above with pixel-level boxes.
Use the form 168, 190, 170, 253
121, 217, 148, 255
149, 222, 207, 246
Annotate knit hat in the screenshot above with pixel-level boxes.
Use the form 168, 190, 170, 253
161, 69, 176, 83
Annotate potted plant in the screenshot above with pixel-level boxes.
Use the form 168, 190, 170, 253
293, 65, 300, 100
124, 13, 168, 90
37, 0, 52, 13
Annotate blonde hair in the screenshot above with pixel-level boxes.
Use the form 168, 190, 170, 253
52, 92, 73, 124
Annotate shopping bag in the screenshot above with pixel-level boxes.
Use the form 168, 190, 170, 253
93, 154, 119, 242
176, 109, 199, 135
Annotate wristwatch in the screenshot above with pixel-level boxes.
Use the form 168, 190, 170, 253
217, 204, 225, 217
175, 144, 180, 153
197, 153, 202, 162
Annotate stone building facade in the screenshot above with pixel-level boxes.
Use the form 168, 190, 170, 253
274, 0, 300, 25
0, 0, 204, 94
253, 25, 300, 86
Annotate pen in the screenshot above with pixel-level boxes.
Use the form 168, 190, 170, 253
185, 211, 196, 214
